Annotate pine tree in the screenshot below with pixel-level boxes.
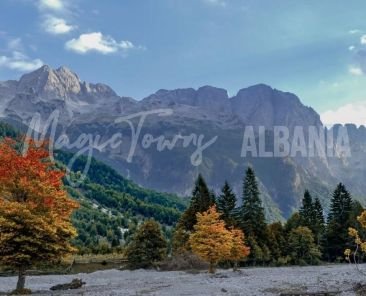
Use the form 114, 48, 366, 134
0, 139, 79, 292
189, 206, 233, 273
313, 197, 325, 246
126, 219, 167, 269
217, 181, 237, 227
299, 190, 315, 228
179, 174, 213, 231
267, 222, 287, 263
324, 183, 353, 261
239, 167, 268, 264
299, 191, 324, 246
172, 174, 214, 252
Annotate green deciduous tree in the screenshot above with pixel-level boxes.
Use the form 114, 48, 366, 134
288, 226, 321, 265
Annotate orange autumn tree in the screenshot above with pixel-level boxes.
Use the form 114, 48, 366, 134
189, 205, 233, 273
0, 138, 79, 292
228, 228, 250, 271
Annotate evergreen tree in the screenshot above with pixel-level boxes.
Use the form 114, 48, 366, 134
179, 174, 213, 231
267, 222, 287, 263
217, 181, 237, 227
299, 191, 325, 247
313, 197, 325, 246
299, 190, 315, 228
240, 168, 267, 239
172, 174, 214, 252
324, 183, 353, 261
239, 167, 268, 264
126, 219, 167, 269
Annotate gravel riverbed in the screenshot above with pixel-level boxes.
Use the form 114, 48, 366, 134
0, 264, 365, 295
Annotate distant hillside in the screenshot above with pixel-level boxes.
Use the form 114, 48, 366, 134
0, 121, 187, 251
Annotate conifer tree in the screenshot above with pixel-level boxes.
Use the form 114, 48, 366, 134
299, 191, 325, 245
324, 183, 353, 261
172, 174, 214, 252
178, 174, 213, 231
313, 197, 325, 245
299, 190, 315, 228
217, 181, 237, 227
267, 222, 287, 263
240, 167, 266, 238
239, 167, 268, 264
126, 219, 167, 269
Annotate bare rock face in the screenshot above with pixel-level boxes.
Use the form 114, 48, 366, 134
2, 65, 366, 220
230, 84, 322, 128
1, 65, 136, 123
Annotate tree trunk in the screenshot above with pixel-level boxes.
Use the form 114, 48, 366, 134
208, 262, 215, 274
16, 267, 26, 291
233, 261, 238, 272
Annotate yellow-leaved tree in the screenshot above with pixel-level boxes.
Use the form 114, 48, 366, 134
228, 228, 250, 271
0, 138, 79, 293
189, 205, 250, 273
345, 211, 366, 270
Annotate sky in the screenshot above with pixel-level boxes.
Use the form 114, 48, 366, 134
0, 0, 366, 125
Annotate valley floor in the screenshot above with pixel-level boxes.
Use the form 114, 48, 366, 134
0, 264, 365, 296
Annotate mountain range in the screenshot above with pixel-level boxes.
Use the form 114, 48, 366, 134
1, 65, 365, 221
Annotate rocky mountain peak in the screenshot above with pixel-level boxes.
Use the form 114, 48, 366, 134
231, 84, 321, 128
16, 65, 81, 98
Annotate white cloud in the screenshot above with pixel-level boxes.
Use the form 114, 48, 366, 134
321, 102, 366, 127
349, 66, 364, 76
361, 35, 366, 45
43, 16, 75, 34
38, 0, 64, 11
349, 29, 361, 34
349, 45, 355, 51
65, 32, 136, 54
203, 0, 227, 7
0, 51, 43, 72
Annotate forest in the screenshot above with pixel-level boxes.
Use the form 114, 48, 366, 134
1, 120, 366, 270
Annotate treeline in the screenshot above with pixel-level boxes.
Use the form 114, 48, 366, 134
171, 167, 365, 266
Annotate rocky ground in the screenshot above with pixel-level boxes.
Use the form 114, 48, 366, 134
0, 264, 366, 295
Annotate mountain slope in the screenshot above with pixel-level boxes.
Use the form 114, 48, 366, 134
0, 121, 186, 249
1, 65, 366, 220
